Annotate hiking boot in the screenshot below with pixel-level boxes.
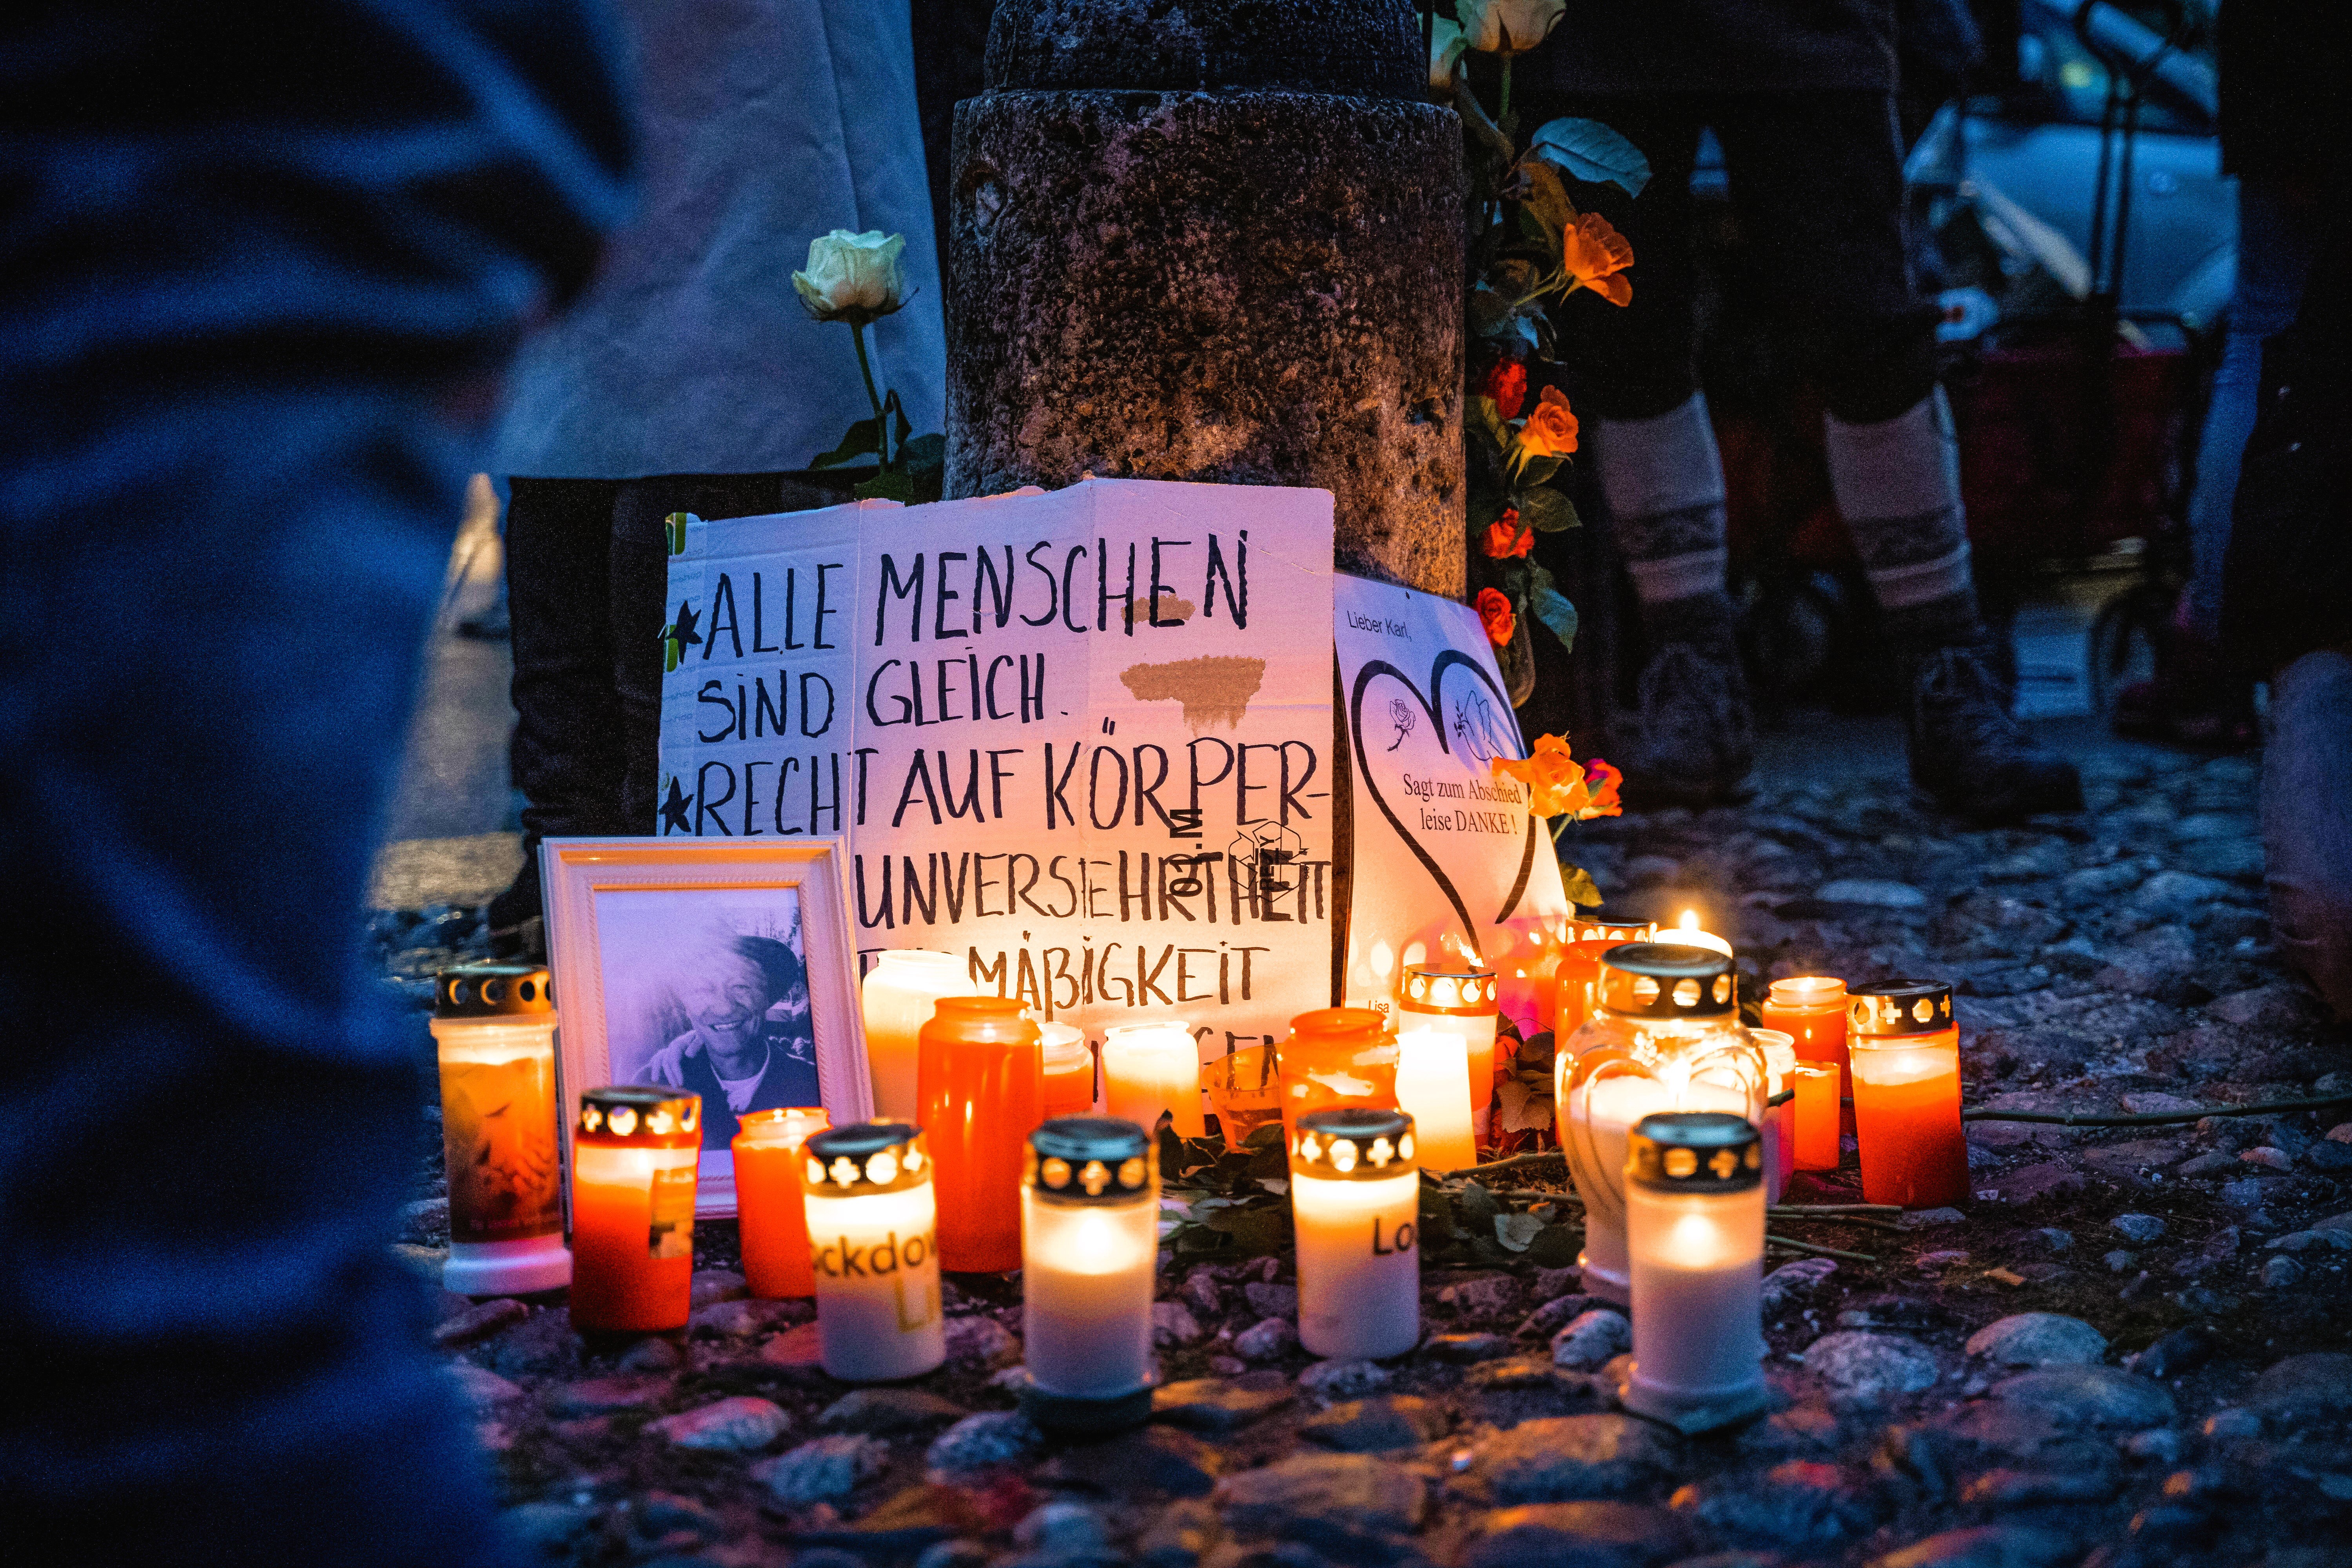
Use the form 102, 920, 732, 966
1621, 638, 1757, 808
1907, 641, 2083, 822
2111, 617, 2258, 750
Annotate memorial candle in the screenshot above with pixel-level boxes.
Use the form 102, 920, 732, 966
1290, 1107, 1420, 1361
1397, 962, 1499, 1142
1039, 1022, 1095, 1119
862, 951, 974, 1122
1847, 981, 1968, 1209
1670, 909, 1733, 958
732, 1106, 829, 1298
1393, 1027, 1477, 1176
431, 964, 570, 1296
917, 996, 1042, 1272
1100, 1021, 1204, 1136
570, 1087, 701, 1333
1278, 1007, 1397, 1139
1620, 1112, 1770, 1434
1749, 1029, 1798, 1204
802, 1122, 944, 1381
1791, 1062, 1842, 1170
1020, 1118, 1159, 1431
1762, 976, 1849, 1100
1552, 919, 1657, 1043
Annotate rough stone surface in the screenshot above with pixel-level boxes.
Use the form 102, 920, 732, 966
1551, 1309, 1633, 1370
820, 1388, 968, 1434
984, 0, 1423, 97
946, 89, 1466, 595
643, 1396, 791, 1451
1963, 1312, 2108, 1367
755, 1435, 892, 1504
1300, 1395, 1445, 1452
1466, 1502, 1692, 1568
1463, 1414, 1679, 1503
927, 1412, 1044, 1473
1801, 1332, 1942, 1405
1213, 1452, 1426, 1535
1990, 1365, 2177, 1430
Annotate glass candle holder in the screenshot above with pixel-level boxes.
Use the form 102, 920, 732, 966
863, 950, 974, 1122
1398, 962, 1499, 1143
1791, 1062, 1842, 1170
1620, 1112, 1770, 1434
1204, 1044, 1284, 1146
1290, 1106, 1420, 1360
1556, 943, 1763, 1305
1550, 918, 1657, 1045
1394, 1026, 1477, 1176
1039, 1022, 1094, 1120
917, 996, 1042, 1272
1020, 1117, 1159, 1431
1847, 980, 1968, 1209
803, 1122, 944, 1380
1762, 976, 1850, 1101
733, 1106, 829, 1298
1749, 1029, 1798, 1205
431, 964, 570, 1296
1278, 1007, 1397, 1140
1100, 1020, 1205, 1137
571, 1086, 701, 1332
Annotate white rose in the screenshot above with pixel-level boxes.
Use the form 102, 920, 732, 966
1457, 0, 1566, 55
792, 229, 907, 325
1429, 16, 1469, 89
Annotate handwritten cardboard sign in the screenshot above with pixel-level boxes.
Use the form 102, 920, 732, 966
1334, 573, 1570, 1035
658, 479, 1338, 1057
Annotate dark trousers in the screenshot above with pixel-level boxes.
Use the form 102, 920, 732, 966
1524, 90, 1941, 425
501, 472, 842, 920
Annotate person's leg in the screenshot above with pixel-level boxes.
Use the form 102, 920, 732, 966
1715, 91, 2079, 822
2261, 648, 2352, 1018
492, 475, 628, 947
1532, 96, 1753, 804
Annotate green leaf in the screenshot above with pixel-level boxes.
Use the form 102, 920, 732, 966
1467, 487, 1508, 532
1203, 1202, 1290, 1257
1470, 394, 1509, 448
854, 468, 916, 503
1526, 1223, 1583, 1267
1526, 564, 1579, 652
1518, 158, 1578, 249
1561, 864, 1604, 907
900, 432, 946, 474
1242, 1120, 1286, 1151
1418, 1184, 1460, 1239
1495, 1212, 1545, 1252
1468, 286, 1517, 339
1529, 117, 1653, 197
1488, 258, 1543, 297
1457, 1180, 1502, 1226
1517, 486, 1580, 532
810, 417, 882, 470
1452, 76, 1515, 163
886, 390, 911, 450
1516, 454, 1564, 491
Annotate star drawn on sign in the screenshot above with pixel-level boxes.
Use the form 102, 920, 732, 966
659, 777, 693, 835
665, 597, 701, 651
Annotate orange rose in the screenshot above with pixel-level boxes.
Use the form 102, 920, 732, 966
1483, 360, 1528, 419
1475, 587, 1515, 646
1579, 756, 1622, 818
1481, 510, 1532, 559
1562, 212, 1634, 306
1517, 385, 1579, 460
1493, 732, 1590, 817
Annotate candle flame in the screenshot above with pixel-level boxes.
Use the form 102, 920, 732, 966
1679, 910, 1699, 933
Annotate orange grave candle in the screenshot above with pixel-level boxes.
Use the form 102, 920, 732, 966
1039, 1022, 1094, 1120
570, 1086, 701, 1332
917, 996, 1042, 1271
1762, 976, 1850, 1100
733, 1106, 829, 1298
1551, 919, 1656, 1044
1790, 1062, 1842, 1171
1277, 1007, 1397, 1140
1846, 980, 1969, 1208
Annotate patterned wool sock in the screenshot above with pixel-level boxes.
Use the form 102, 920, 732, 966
1597, 393, 1736, 648
1825, 387, 1983, 652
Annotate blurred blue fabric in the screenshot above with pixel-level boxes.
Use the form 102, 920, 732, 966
0, 3, 632, 1561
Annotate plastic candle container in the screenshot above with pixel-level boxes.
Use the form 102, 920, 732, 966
1394, 1027, 1478, 1176
862, 951, 974, 1121
1039, 1022, 1094, 1119
1100, 1020, 1204, 1136
1398, 962, 1499, 1142
1290, 1106, 1420, 1360
732, 1106, 829, 1298
1557, 943, 1763, 1305
1749, 1029, 1798, 1204
802, 1122, 944, 1381
1847, 980, 1968, 1209
1762, 976, 1850, 1100
917, 996, 1042, 1271
1278, 1007, 1397, 1139
1620, 1112, 1770, 1434
1791, 1062, 1843, 1170
570, 1086, 701, 1332
1019, 1117, 1160, 1431
1550, 919, 1657, 1045
430, 964, 571, 1296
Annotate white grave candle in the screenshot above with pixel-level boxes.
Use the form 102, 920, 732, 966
802, 1123, 944, 1382
1749, 1029, 1798, 1204
1290, 1107, 1420, 1361
1621, 1112, 1770, 1433
1020, 1118, 1158, 1425
1393, 1026, 1477, 1176
861, 951, 973, 1122
1100, 1021, 1204, 1136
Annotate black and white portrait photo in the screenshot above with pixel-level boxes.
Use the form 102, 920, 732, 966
594, 889, 821, 1149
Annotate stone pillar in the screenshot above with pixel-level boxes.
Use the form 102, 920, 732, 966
945, 0, 1467, 597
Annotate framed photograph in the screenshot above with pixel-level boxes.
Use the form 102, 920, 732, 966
541, 838, 871, 1217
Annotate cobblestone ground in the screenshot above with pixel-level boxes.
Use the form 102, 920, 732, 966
381, 737, 2352, 1568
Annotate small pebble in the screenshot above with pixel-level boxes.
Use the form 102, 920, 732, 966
2261, 1255, 2303, 1288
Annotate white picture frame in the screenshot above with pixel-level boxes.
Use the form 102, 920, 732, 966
541, 837, 872, 1218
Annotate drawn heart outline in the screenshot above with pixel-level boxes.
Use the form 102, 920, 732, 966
1347, 651, 1541, 949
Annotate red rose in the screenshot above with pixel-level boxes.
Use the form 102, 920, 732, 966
1476, 587, 1516, 646
1483, 360, 1528, 420
1481, 511, 1532, 559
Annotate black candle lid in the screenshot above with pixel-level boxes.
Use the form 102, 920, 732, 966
1627, 1111, 1762, 1194
1848, 980, 1955, 1038
578, 1085, 699, 1143
437, 962, 554, 1018
1026, 1116, 1156, 1203
1596, 943, 1736, 1018
1291, 1105, 1418, 1180
804, 1121, 931, 1195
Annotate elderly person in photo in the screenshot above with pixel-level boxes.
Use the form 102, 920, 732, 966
644, 933, 819, 1147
